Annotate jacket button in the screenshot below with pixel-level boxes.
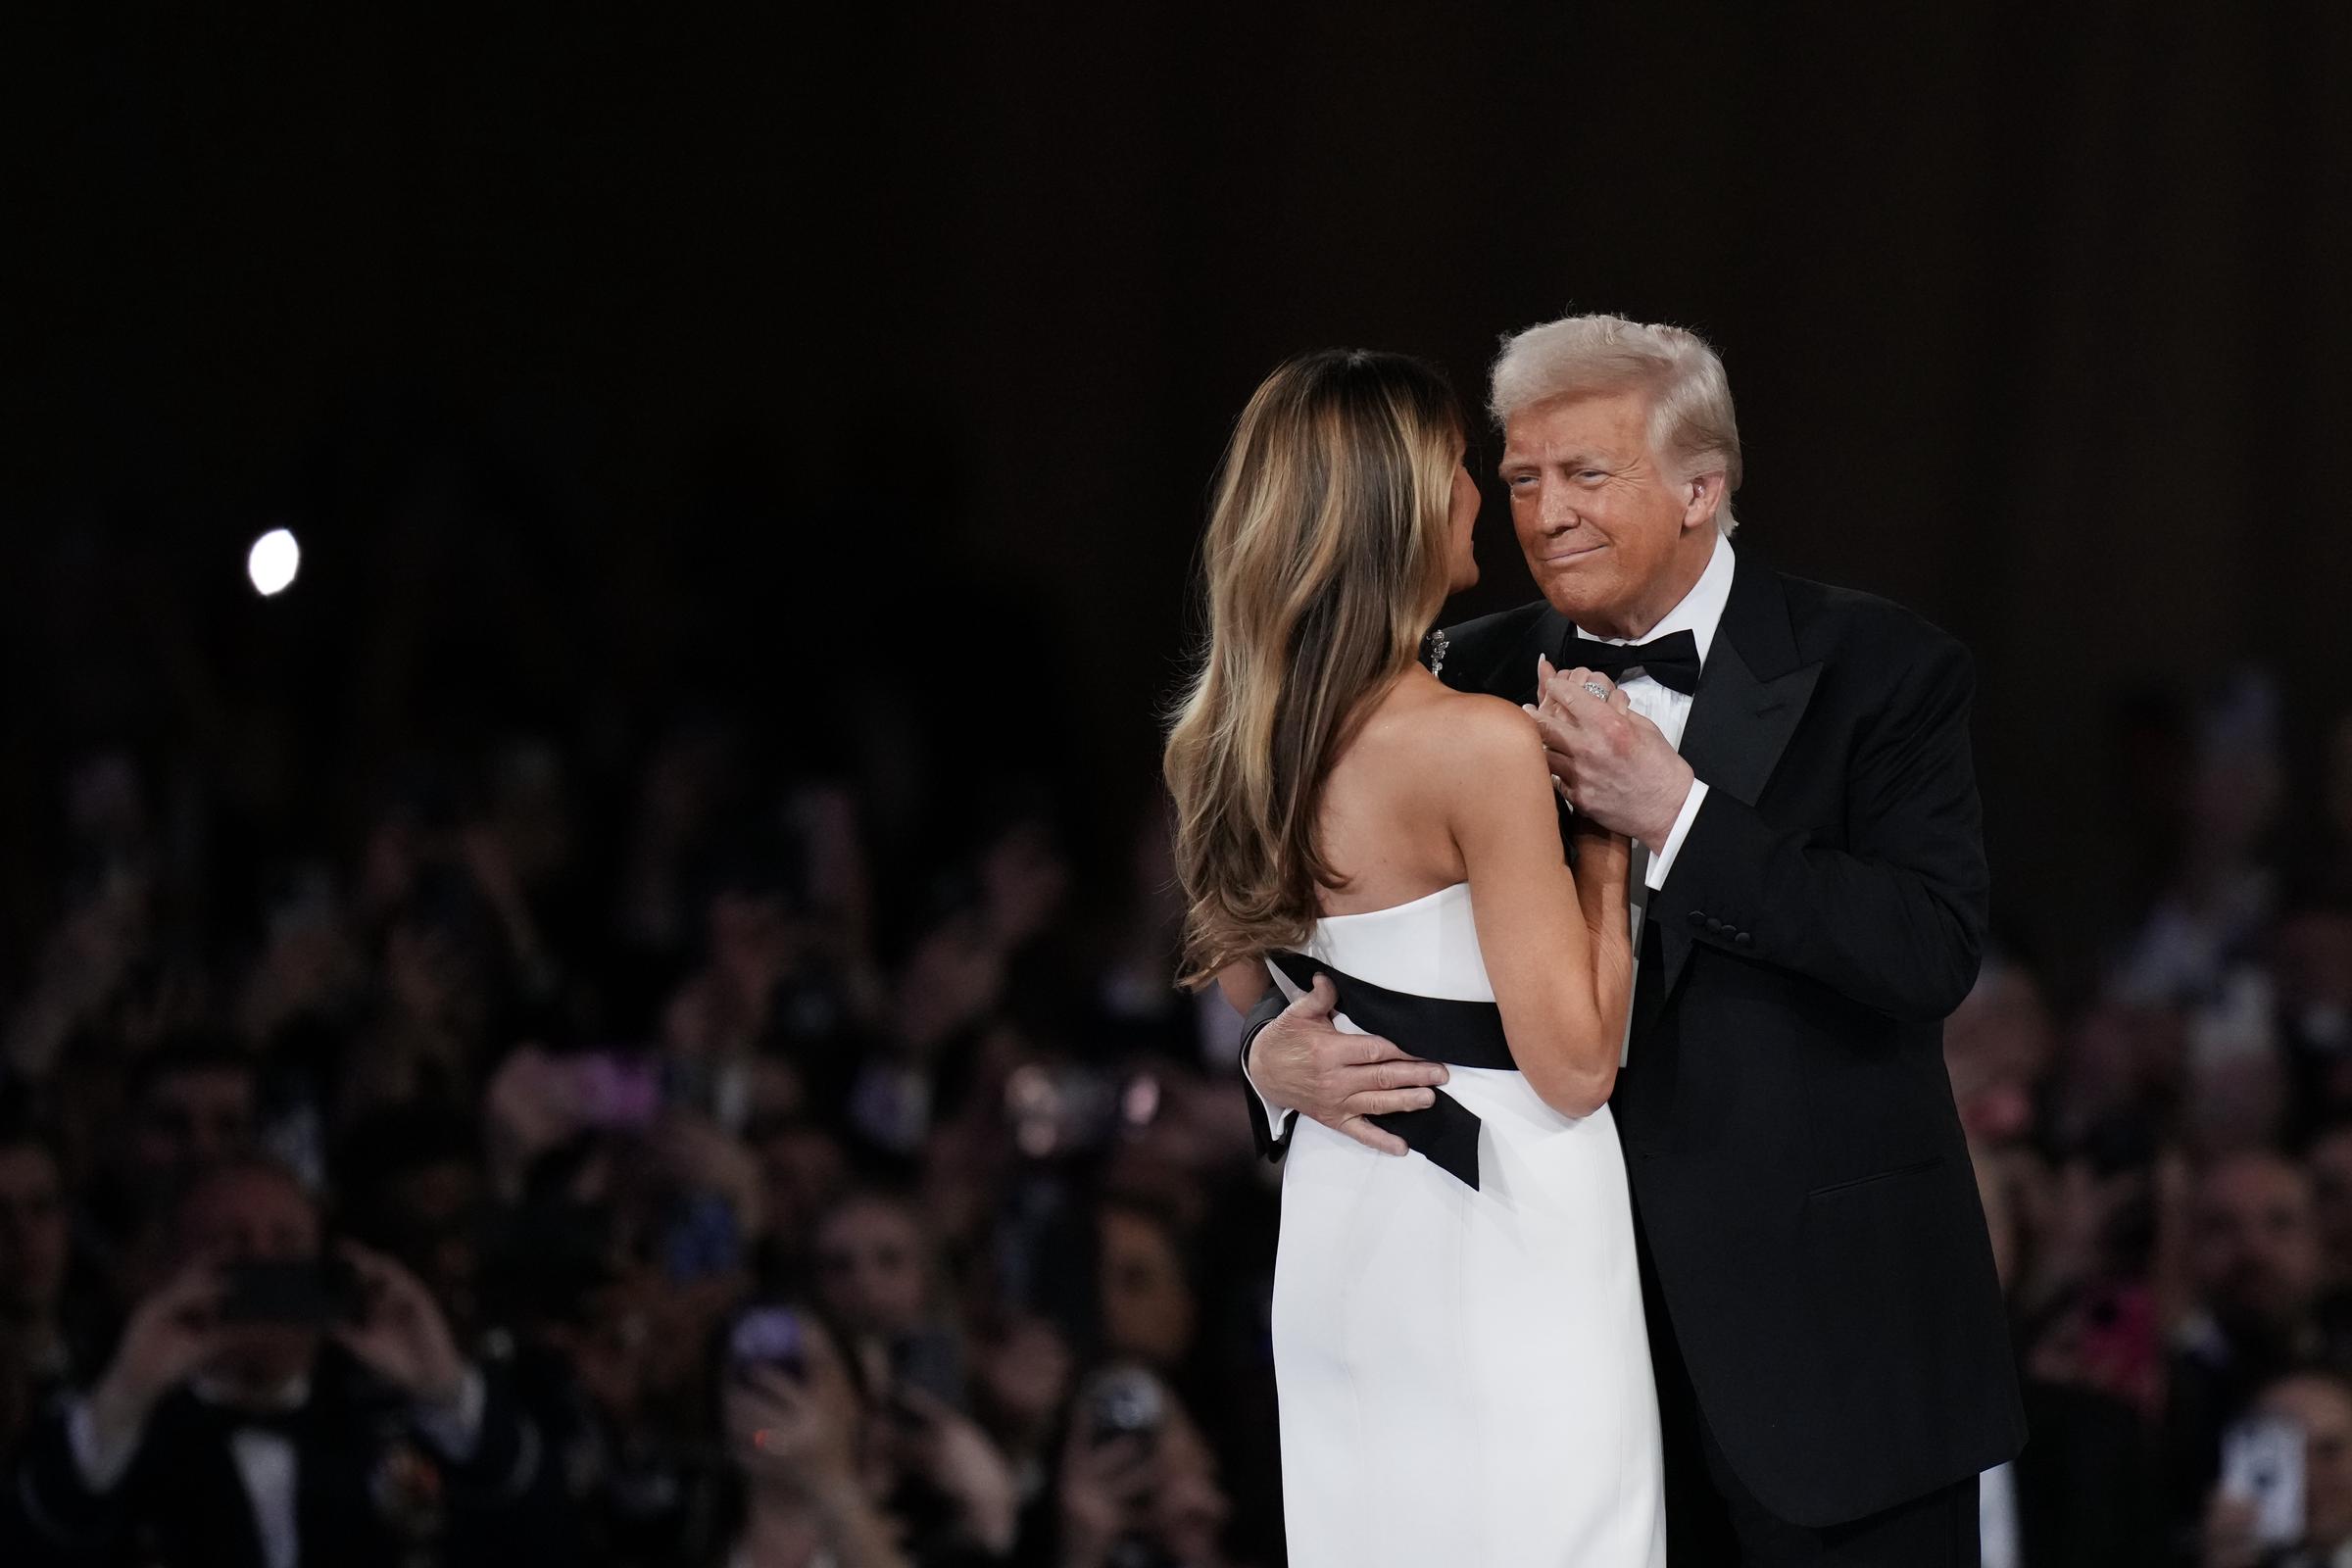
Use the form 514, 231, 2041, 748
1687, 910, 1706, 928
1735, 931, 1753, 947
1705, 917, 1726, 934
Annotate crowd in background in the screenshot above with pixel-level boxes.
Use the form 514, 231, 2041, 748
6, 473, 2352, 1567
0, 668, 1278, 1567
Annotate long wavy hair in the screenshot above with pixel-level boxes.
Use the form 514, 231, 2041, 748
1163, 350, 1465, 988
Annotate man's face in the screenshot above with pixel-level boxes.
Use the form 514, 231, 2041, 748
1500, 388, 1716, 638
179, 1167, 323, 1387
1943, 967, 2054, 1146
0, 1146, 70, 1316
134, 1068, 255, 1175
378, 1159, 482, 1334
1098, 1208, 1197, 1370
2190, 1155, 2322, 1335
814, 1199, 928, 1338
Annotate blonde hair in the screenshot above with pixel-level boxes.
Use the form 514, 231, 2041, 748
1163, 351, 1465, 988
1489, 313, 1743, 536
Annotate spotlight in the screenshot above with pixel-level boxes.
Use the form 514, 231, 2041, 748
247, 528, 300, 597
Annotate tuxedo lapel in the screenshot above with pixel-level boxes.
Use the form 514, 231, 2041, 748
1654, 558, 1821, 998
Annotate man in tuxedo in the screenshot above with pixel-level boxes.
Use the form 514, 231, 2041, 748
3, 1156, 565, 1566
1237, 314, 2025, 1564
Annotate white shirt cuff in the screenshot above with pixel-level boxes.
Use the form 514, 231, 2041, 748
1643, 779, 1708, 891
1240, 1037, 1293, 1125
65, 1396, 139, 1493
410, 1366, 487, 1461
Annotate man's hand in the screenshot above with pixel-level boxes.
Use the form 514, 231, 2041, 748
89, 1260, 227, 1452
887, 1385, 1019, 1552
1531, 658, 1693, 846
334, 1242, 469, 1409
1249, 975, 1446, 1156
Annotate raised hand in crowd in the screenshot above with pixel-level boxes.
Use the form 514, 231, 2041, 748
722, 1321, 908, 1568
333, 1241, 470, 1408
83, 1259, 226, 1458
1054, 1367, 1232, 1568
881, 1383, 1020, 1555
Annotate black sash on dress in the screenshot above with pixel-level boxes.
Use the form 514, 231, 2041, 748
1267, 952, 1517, 1190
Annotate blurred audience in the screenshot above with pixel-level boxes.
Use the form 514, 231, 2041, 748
1, 1157, 563, 1565
0, 625, 1269, 1566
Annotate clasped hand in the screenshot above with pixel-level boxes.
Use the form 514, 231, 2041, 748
1249, 975, 1447, 1156
1525, 656, 1693, 848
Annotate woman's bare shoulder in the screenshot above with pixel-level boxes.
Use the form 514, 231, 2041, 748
1430, 688, 1544, 754
1386, 687, 1547, 787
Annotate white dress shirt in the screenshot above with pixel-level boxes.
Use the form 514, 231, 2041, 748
1977, 1459, 2019, 1568
1568, 529, 1733, 892
1565, 533, 1732, 1067
1245, 536, 1735, 1117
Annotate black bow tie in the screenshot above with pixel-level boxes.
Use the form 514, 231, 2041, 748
1562, 627, 1703, 697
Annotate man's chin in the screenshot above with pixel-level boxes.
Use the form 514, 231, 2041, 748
1535, 573, 1616, 623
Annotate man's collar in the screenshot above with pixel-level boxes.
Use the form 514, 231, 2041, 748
1572, 531, 1736, 663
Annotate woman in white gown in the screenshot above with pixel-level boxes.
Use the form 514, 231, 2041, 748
1162, 351, 1663, 1566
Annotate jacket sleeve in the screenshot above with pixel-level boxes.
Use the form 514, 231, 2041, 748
1235, 991, 1298, 1161
1, 1403, 129, 1561
431, 1367, 589, 1561
1658, 632, 1987, 1023
425, 1368, 547, 1512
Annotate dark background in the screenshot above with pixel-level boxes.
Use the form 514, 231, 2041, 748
8, 5, 2350, 994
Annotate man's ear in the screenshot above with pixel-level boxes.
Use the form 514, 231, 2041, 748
1681, 471, 1727, 534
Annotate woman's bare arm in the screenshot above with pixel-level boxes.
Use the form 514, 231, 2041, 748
1444, 698, 1634, 1118
1216, 958, 1270, 1014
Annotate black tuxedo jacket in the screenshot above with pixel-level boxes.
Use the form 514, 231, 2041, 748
1, 1349, 568, 1567
1239, 554, 2025, 1527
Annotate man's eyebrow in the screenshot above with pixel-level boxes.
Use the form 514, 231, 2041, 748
1498, 450, 1609, 471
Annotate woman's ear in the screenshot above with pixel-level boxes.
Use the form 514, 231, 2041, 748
1681, 471, 1727, 534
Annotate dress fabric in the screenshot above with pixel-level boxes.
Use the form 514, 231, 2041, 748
1269, 881, 1666, 1567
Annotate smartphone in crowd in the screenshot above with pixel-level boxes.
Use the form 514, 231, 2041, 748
568, 1050, 662, 1130
728, 1306, 811, 1384
883, 1328, 966, 1430
217, 1255, 365, 1328
2220, 1411, 2306, 1549
1082, 1364, 1165, 1452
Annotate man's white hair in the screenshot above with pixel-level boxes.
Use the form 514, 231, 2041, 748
1488, 314, 1743, 537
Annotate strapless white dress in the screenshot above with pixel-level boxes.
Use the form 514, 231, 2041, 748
1267, 882, 1665, 1566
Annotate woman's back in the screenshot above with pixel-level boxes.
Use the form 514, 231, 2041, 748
1311, 666, 1481, 918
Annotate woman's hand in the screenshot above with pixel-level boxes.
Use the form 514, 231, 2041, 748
728, 1340, 909, 1568
2199, 1490, 2262, 1568
1056, 1427, 1159, 1568
726, 1328, 865, 1492
1531, 657, 1694, 846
